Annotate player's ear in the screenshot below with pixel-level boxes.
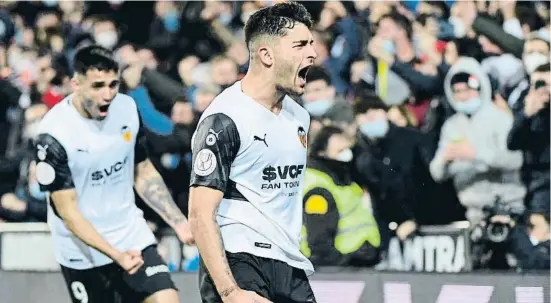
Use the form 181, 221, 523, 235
71, 74, 81, 93
257, 45, 274, 67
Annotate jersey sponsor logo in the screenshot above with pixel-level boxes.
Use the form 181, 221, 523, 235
194, 149, 216, 176
120, 125, 132, 143
36, 144, 56, 186
261, 164, 304, 190
206, 128, 222, 146
298, 126, 307, 148
145, 264, 170, 277
253, 134, 268, 147
90, 156, 129, 182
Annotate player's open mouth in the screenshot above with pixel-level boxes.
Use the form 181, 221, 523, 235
98, 104, 110, 116
298, 66, 310, 84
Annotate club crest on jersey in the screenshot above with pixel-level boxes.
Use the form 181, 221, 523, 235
121, 125, 131, 143
297, 126, 307, 148
194, 149, 216, 176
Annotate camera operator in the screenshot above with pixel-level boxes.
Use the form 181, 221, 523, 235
507, 63, 550, 215
490, 212, 550, 271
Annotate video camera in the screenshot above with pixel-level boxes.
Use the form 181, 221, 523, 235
481, 196, 517, 243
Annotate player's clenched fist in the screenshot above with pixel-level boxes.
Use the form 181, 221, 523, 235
115, 250, 144, 275
223, 288, 273, 303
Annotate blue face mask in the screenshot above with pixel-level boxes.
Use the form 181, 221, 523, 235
360, 119, 389, 138
218, 13, 233, 25
15, 30, 24, 45
42, 0, 58, 7
303, 99, 332, 117
163, 11, 180, 33
383, 40, 395, 55
455, 98, 482, 115
29, 182, 47, 200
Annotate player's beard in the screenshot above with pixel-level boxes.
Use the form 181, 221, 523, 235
274, 59, 302, 101
82, 97, 104, 120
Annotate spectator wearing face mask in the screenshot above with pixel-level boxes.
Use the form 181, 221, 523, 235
148, 0, 182, 63
302, 66, 348, 142
315, 1, 361, 95
365, 12, 443, 107
506, 33, 550, 110
92, 15, 120, 50
430, 57, 526, 225
351, 92, 449, 252
507, 63, 550, 215
302, 66, 341, 118
300, 126, 381, 267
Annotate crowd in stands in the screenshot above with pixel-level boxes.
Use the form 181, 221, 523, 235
0, 0, 548, 271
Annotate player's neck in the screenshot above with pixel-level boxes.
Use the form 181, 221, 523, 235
241, 71, 284, 114
71, 94, 92, 120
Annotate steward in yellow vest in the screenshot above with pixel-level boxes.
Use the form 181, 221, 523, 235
301, 126, 381, 266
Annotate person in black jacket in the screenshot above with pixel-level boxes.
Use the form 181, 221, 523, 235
490, 212, 550, 271
351, 92, 464, 252
507, 63, 550, 215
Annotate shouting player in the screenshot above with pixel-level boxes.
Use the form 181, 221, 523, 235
34, 45, 192, 303
189, 2, 317, 303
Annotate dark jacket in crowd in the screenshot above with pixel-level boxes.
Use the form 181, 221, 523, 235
507, 104, 550, 213
142, 68, 187, 112
508, 225, 550, 270
0, 79, 23, 156
352, 124, 464, 229
144, 124, 194, 216
472, 16, 524, 59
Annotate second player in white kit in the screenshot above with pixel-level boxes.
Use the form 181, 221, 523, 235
35, 45, 192, 303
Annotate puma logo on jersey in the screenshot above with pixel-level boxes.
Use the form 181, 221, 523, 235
37, 144, 48, 161
206, 128, 223, 146
253, 134, 268, 147
145, 264, 169, 277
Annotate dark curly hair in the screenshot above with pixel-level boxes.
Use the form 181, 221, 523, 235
244, 2, 313, 50
73, 45, 118, 76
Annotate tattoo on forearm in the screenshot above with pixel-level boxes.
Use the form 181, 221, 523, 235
196, 212, 236, 297
136, 166, 186, 225
220, 285, 237, 298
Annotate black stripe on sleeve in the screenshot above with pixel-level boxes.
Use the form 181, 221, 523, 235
134, 115, 148, 164
34, 134, 75, 192
190, 113, 240, 192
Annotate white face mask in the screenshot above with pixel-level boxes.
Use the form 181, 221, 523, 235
94, 31, 118, 49
529, 235, 540, 246
335, 148, 353, 162
523, 53, 549, 74
449, 16, 466, 38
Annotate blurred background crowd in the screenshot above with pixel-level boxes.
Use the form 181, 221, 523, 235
0, 0, 548, 272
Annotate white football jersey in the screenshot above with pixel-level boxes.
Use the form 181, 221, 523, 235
35, 93, 156, 269
190, 81, 314, 275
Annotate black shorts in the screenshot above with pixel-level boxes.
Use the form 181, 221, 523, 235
61, 245, 177, 303
199, 251, 316, 303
